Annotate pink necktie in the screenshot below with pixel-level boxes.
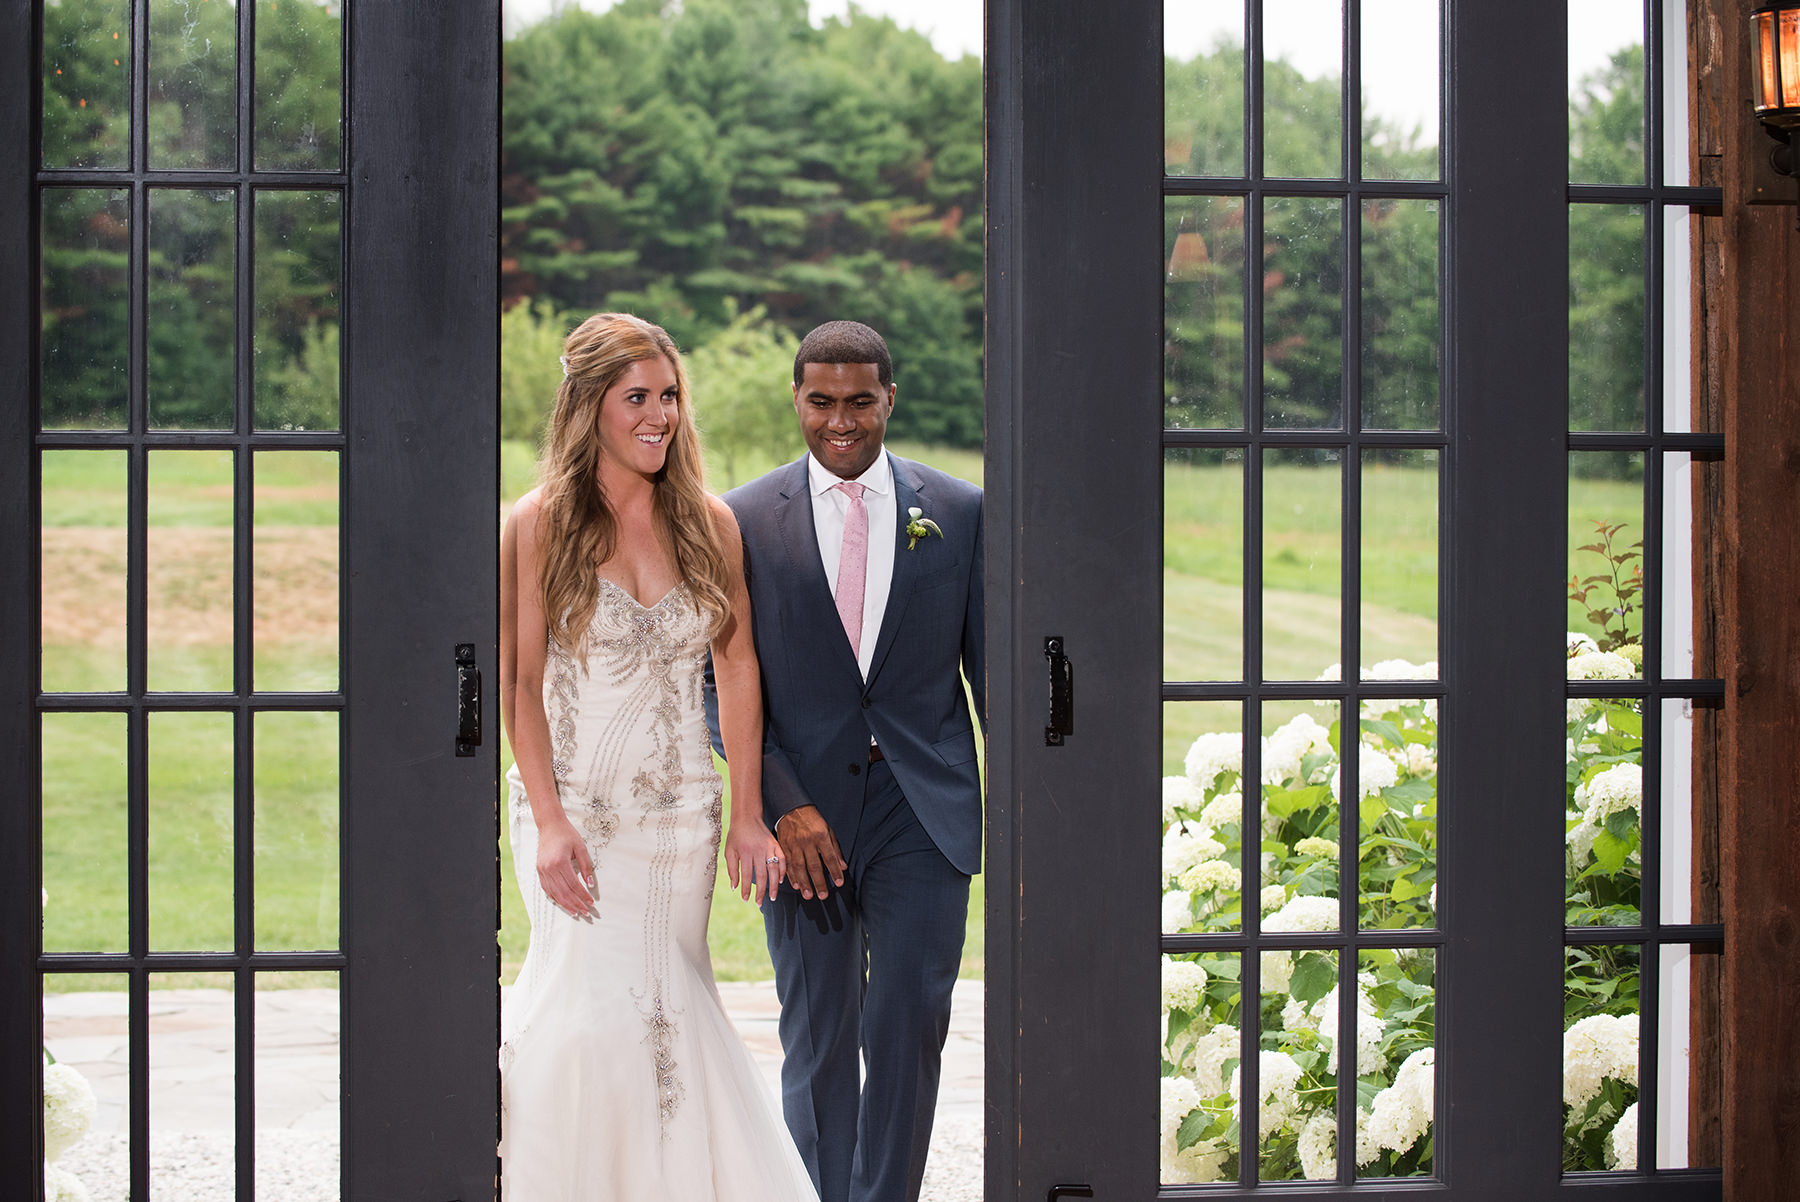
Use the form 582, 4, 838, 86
833, 481, 868, 657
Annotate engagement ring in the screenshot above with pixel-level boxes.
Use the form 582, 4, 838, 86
766, 856, 781, 863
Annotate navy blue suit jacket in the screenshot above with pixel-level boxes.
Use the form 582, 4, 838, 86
706, 452, 985, 875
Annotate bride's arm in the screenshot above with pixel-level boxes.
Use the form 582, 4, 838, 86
708, 498, 782, 904
510, 492, 599, 920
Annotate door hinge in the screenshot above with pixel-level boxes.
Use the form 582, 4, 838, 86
455, 643, 481, 756
1044, 635, 1074, 746
1047, 1186, 1094, 1201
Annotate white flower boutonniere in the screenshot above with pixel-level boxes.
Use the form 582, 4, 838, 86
905, 506, 942, 550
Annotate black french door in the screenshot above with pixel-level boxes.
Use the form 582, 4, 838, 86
3, 4, 499, 1199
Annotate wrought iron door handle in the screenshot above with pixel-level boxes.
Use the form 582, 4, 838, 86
1047, 1186, 1094, 1201
1045, 635, 1074, 745
455, 643, 481, 756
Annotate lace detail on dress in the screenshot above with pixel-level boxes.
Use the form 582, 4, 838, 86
547, 636, 620, 850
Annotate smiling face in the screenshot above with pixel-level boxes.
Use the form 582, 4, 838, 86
595, 355, 681, 480
794, 361, 895, 480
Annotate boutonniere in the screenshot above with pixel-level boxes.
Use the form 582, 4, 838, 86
905, 506, 942, 550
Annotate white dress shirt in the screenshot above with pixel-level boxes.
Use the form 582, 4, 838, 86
808, 451, 896, 681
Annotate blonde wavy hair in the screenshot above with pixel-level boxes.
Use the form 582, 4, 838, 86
535, 313, 731, 657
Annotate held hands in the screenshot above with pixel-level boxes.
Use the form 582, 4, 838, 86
723, 820, 784, 906
775, 806, 847, 901
536, 816, 599, 922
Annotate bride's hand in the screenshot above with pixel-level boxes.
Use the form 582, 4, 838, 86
536, 816, 599, 921
723, 821, 783, 906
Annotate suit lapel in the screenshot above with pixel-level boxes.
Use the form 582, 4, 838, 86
772, 457, 863, 679
865, 454, 922, 686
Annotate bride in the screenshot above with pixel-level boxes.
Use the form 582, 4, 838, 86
498, 312, 819, 1201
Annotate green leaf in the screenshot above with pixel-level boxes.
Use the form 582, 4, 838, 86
1361, 717, 1405, 748
1387, 875, 1433, 902
1588, 829, 1629, 875
1176, 1105, 1210, 1151
1289, 951, 1336, 1004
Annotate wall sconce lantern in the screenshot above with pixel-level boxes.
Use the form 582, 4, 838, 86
1752, 4, 1800, 220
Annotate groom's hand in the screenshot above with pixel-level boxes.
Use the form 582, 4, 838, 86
775, 806, 847, 900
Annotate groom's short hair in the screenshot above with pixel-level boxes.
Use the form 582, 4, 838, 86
793, 321, 893, 389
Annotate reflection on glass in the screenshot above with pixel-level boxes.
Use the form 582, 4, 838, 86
1662, 209, 1693, 434
1661, 453, 1695, 679
1360, 0, 1440, 181
254, 451, 340, 691
1659, 698, 1720, 927
41, 189, 130, 430
1165, 196, 1246, 429
1160, 951, 1241, 1183
1356, 948, 1436, 1178
1258, 946, 1335, 1180
1163, 701, 1245, 934
256, 975, 342, 1195
1361, 450, 1438, 671
1263, 197, 1343, 428
150, 972, 235, 1186
1660, 0, 1691, 187
1565, 699, 1644, 928
1567, 451, 1644, 667
148, 450, 235, 692
1262, 700, 1341, 929
149, 711, 235, 952
41, 450, 128, 693
1569, 0, 1646, 186
1264, 0, 1342, 179
1563, 942, 1641, 1172
1165, 450, 1243, 682
1262, 447, 1341, 678
41, 0, 131, 168
255, 0, 345, 171
1656, 943, 1721, 1168
1569, 204, 1647, 432
149, 189, 237, 430
255, 711, 340, 950
43, 973, 131, 1198
148, 0, 238, 170
1165, 2, 1245, 176
1360, 199, 1439, 430
1357, 697, 1436, 930
43, 713, 129, 954
255, 190, 343, 430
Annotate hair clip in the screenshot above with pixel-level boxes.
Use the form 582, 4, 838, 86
559, 354, 571, 378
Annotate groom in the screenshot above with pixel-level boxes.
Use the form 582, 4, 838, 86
707, 320, 984, 1202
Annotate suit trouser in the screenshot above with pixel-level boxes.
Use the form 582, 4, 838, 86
762, 757, 970, 1202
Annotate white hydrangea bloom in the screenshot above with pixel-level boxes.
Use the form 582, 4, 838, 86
1190, 1023, 1239, 1098
1605, 1101, 1639, 1170
1265, 894, 1340, 932
1295, 836, 1339, 859
1199, 791, 1245, 829
1261, 949, 1294, 994
1404, 741, 1437, 777
1230, 1050, 1306, 1137
1260, 884, 1288, 913
1575, 762, 1642, 826
1567, 631, 1599, 655
1330, 750, 1399, 801
42, 1062, 96, 1162
45, 1166, 91, 1202
1616, 642, 1643, 666
1162, 959, 1209, 1012
1297, 1112, 1338, 1180
1354, 1106, 1380, 1166
1366, 658, 1433, 680
1365, 1047, 1435, 1156
1185, 731, 1244, 793
1163, 821, 1227, 883
1315, 663, 1342, 683
1563, 1013, 1639, 1107
1281, 995, 1315, 1035
1163, 889, 1194, 932
1164, 775, 1204, 822
1160, 1074, 1202, 1143
1180, 860, 1242, 899
1314, 985, 1385, 1076
1161, 1133, 1229, 1184
1262, 713, 1334, 786
1567, 650, 1636, 681
1567, 812, 1600, 864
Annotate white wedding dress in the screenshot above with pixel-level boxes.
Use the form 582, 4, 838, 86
500, 578, 819, 1202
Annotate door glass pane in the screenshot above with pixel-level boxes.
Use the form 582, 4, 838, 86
1361, 450, 1438, 672
1569, 203, 1647, 432
42, 450, 128, 693
1661, 0, 1691, 187
41, 0, 131, 169
148, 450, 235, 693
148, 0, 239, 170
1662, 209, 1693, 434
1564, 943, 1641, 1172
1165, 2, 1245, 177
1262, 197, 1344, 428
1165, 449, 1243, 682
254, 711, 340, 951
256, 973, 342, 1195
254, 450, 340, 691
255, 0, 345, 171
1569, 0, 1646, 186
43, 712, 130, 954
1264, 0, 1342, 179
255, 191, 343, 431
1659, 698, 1720, 926
1661, 453, 1699, 679
149, 711, 235, 952
1356, 947, 1436, 1178
1567, 450, 1645, 667
1165, 195, 1246, 429
1359, 198, 1439, 430
150, 972, 235, 1193
42, 973, 131, 1199
1655, 943, 1721, 1168
1360, 0, 1440, 181
1160, 951, 1241, 1183
149, 189, 237, 431
1566, 700, 1643, 929
1262, 447, 1341, 678
1165, 701, 1246, 933
1357, 697, 1437, 930
41, 188, 131, 431
1262, 700, 1341, 927
1257, 947, 1336, 1180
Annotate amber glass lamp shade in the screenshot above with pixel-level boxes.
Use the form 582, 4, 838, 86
1753, 5, 1800, 129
